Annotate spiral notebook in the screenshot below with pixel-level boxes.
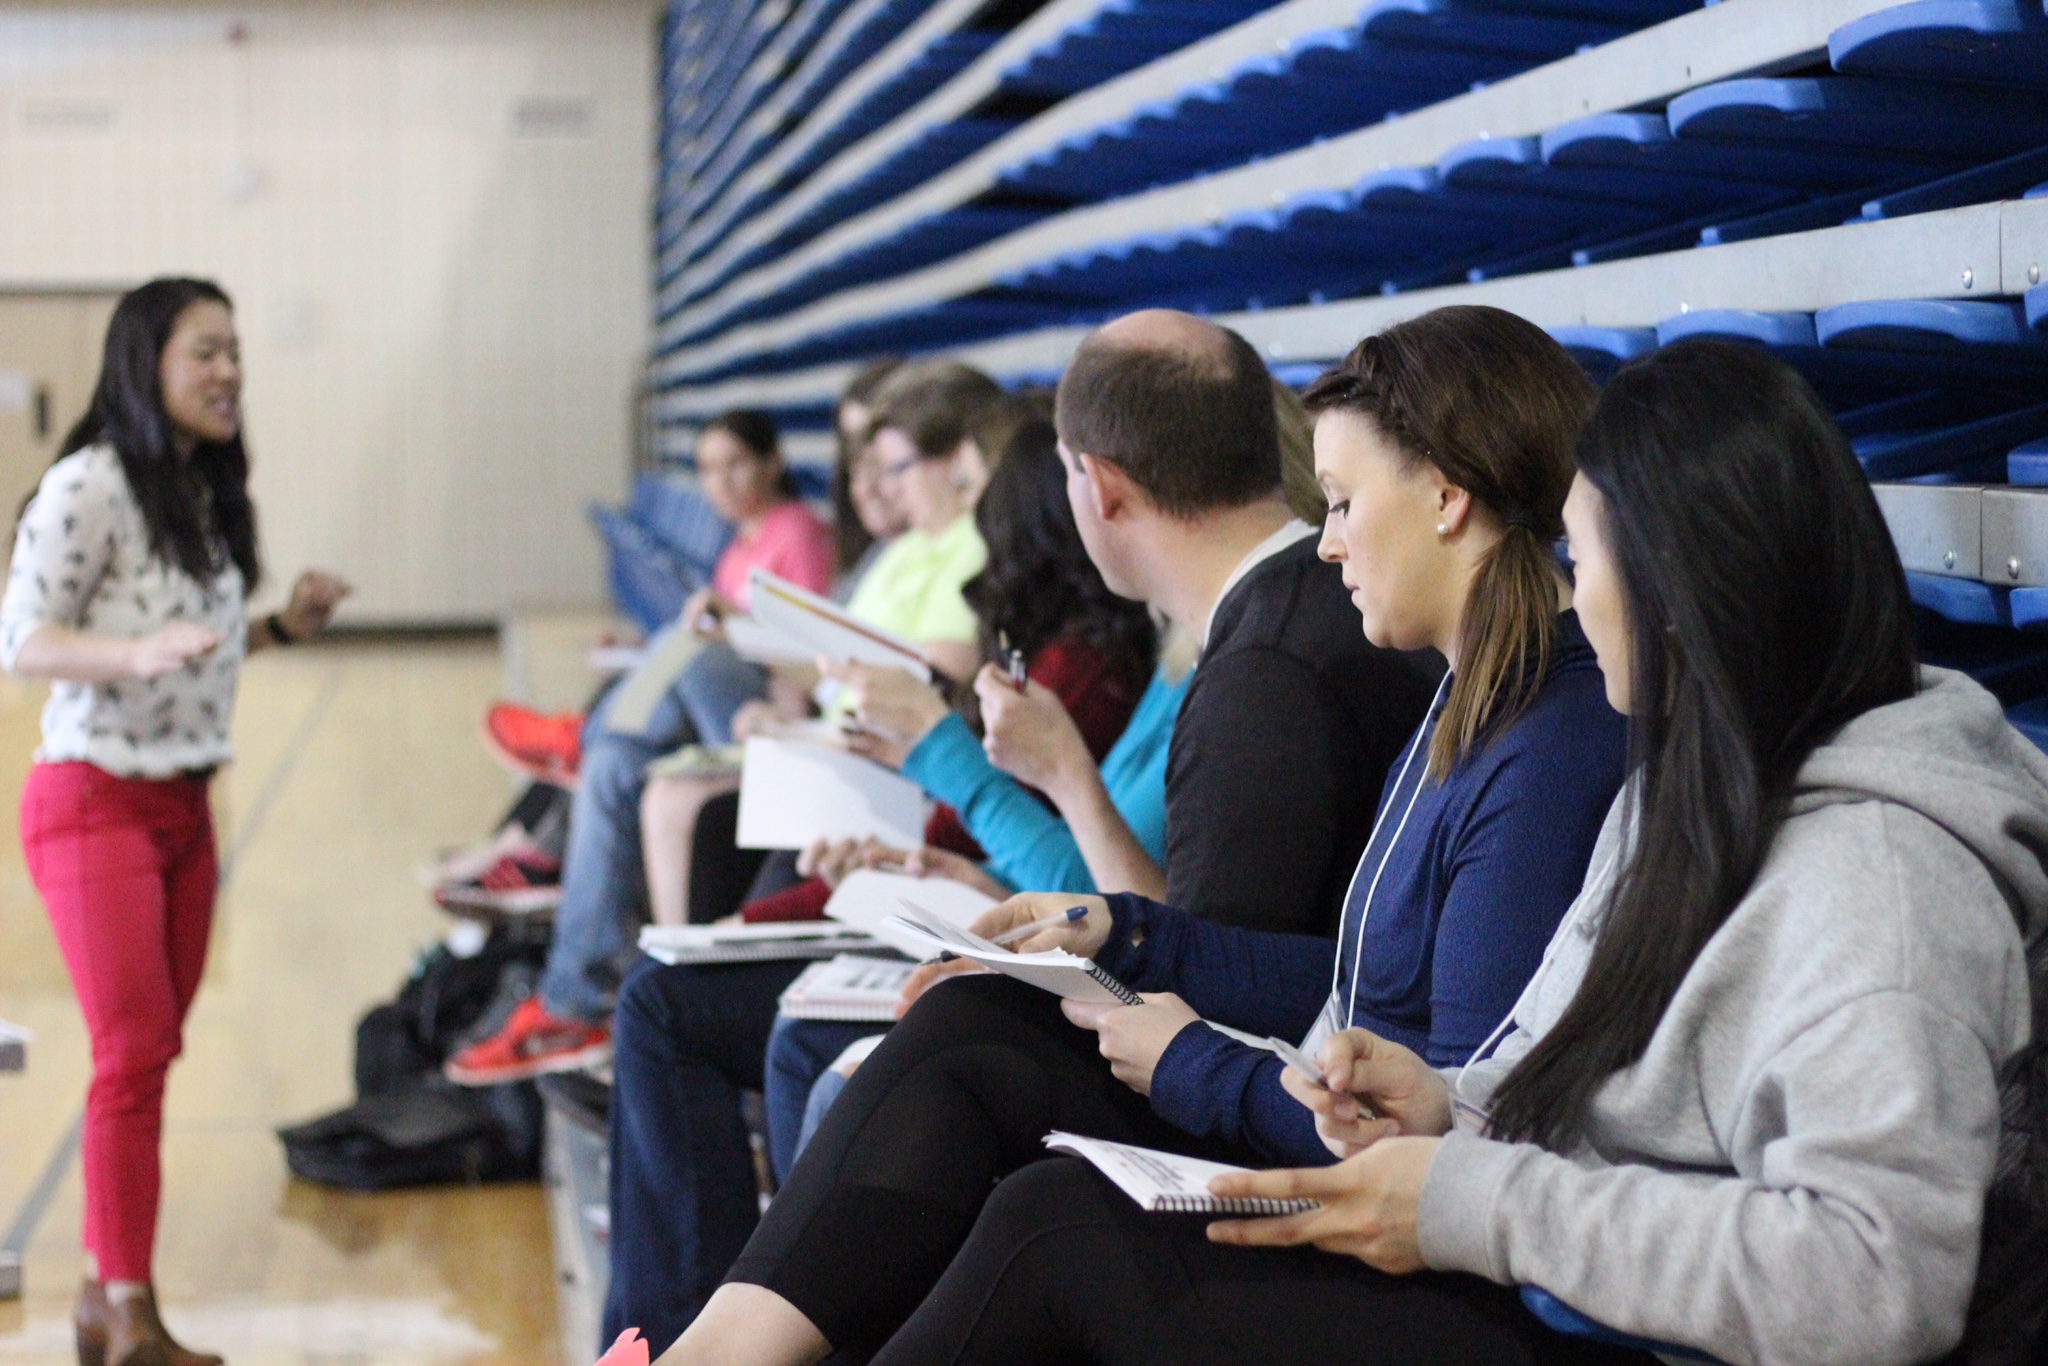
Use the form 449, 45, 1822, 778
882, 899, 1142, 1006
777, 955, 917, 1021
1044, 1132, 1319, 1215
638, 922, 878, 966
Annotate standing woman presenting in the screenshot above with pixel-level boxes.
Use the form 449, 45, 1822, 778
1, 279, 350, 1366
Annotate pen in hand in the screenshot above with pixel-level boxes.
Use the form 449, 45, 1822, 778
992, 904, 1089, 946
1268, 1035, 1383, 1121
998, 629, 1027, 693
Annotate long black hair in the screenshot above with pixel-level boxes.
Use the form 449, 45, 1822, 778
58, 278, 261, 591
964, 418, 1156, 709
1487, 340, 1918, 1151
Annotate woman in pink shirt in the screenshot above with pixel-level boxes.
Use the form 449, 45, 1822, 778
689, 410, 834, 622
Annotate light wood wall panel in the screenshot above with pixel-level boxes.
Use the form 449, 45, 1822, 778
0, 1, 659, 623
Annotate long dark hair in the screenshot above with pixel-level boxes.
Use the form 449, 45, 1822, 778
1304, 306, 1594, 780
964, 418, 1156, 708
1487, 341, 1918, 1151
58, 278, 260, 590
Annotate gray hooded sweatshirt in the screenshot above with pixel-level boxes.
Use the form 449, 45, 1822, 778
1417, 668, 2045, 1366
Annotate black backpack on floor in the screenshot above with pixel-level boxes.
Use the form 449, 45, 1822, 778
278, 923, 549, 1190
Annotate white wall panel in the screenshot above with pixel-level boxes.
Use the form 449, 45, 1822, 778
0, 1, 657, 623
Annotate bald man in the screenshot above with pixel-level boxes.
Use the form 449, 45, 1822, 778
1051, 309, 1437, 935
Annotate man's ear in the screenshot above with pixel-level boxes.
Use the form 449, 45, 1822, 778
1078, 451, 1136, 523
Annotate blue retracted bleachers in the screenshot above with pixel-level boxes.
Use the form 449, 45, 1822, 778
642, 0, 2048, 776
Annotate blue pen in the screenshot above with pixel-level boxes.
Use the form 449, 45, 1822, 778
991, 904, 1089, 946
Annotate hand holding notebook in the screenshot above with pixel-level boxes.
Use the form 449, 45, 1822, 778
882, 897, 1139, 1006
1043, 1132, 1319, 1215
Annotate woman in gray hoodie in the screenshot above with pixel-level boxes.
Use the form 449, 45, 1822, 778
835, 340, 2044, 1366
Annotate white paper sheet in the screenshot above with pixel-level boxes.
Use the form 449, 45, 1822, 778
734, 737, 930, 850
824, 869, 997, 957
723, 616, 820, 668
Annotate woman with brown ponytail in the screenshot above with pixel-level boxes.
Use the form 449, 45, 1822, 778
653, 304, 1631, 1366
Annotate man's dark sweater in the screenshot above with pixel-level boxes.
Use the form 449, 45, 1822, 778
1166, 532, 1440, 935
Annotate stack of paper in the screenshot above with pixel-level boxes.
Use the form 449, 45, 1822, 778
735, 737, 930, 850
638, 921, 877, 966
748, 569, 932, 680
1044, 1132, 1320, 1215
824, 869, 997, 957
777, 955, 918, 1021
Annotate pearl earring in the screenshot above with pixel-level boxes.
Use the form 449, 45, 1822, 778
1435, 522, 1448, 537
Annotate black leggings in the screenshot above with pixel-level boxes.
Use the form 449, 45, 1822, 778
871, 1158, 1655, 1366
728, 975, 1654, 1366
727, 975, 1245, 1358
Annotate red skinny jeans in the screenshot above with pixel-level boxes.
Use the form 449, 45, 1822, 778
21, 761, 217, 1283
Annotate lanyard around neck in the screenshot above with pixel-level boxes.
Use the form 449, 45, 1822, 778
1327, 669, 1452, 1030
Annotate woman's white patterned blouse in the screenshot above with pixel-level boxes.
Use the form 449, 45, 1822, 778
0, 445, 247, 777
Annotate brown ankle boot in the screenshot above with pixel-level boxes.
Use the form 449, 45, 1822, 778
103, 1287, 223, 1366
74, 1280, 110, 1366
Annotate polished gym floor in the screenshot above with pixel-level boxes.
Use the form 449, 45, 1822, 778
0, 634, 565, 1366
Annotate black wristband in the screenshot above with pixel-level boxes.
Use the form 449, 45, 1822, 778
265, 612, 295, 646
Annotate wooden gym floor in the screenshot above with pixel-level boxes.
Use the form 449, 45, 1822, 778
0, 633, 569, 1366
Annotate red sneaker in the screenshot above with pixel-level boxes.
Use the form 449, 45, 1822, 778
434, 850, 563, 918
445, 997, 612, 1086
484, 703, 583, 786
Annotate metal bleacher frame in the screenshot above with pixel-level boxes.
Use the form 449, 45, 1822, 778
567, 0, 2047, 1347
0, 1020, 25, 1300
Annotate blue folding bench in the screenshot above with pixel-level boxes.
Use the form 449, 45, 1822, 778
588, 476, 733, 634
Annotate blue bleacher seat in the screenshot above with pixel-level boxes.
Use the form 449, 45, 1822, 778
2009, 435, 2048, 484
1519, 1287, 1724, 1363
1852, 402, 2048, 479
2002, 694, 2048, 749
1829, 0, 2048, 91
1668, 76, 2048, 169
1550, 325, 1658, 378
2028, 283, 2048, 331
1655, 309, 1820, 348
1911, 568, 2014, 624
1858, 143, 2048, 219
1816, 298, 2045, 351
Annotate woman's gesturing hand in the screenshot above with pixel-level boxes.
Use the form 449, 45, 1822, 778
128, 623, 221, 678
1204, 1137, 1442, 1273
1278, 1029, 1454, 1157
973, 667, 1090, 801
279, 569, 352, 639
